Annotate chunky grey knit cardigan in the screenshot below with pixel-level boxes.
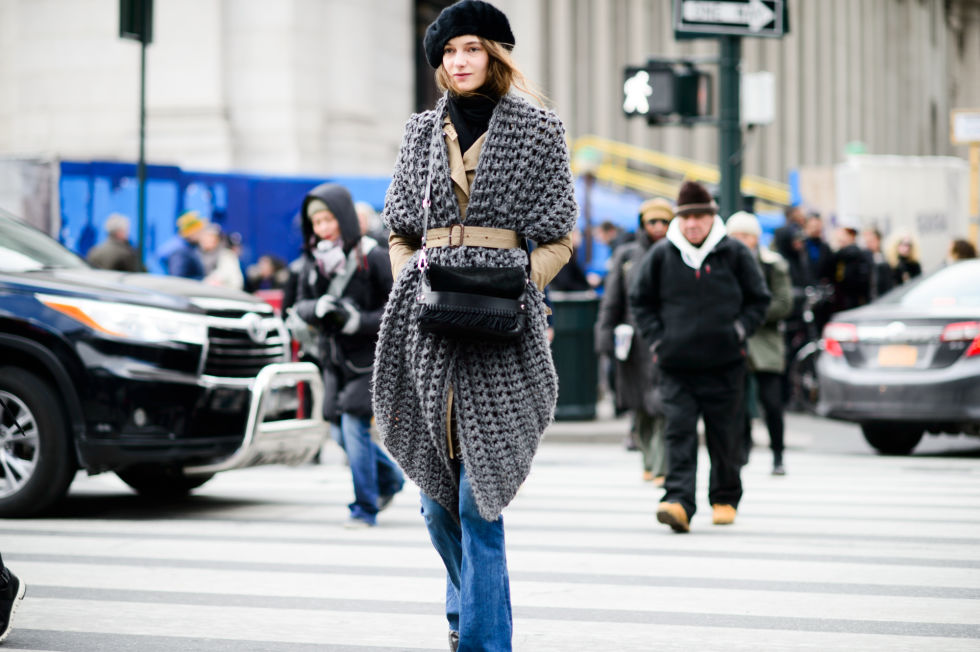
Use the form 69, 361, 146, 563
373, 92, 578, 520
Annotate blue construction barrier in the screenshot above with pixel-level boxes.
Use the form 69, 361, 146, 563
58, 160, 391, 274
59, 160, 786, 279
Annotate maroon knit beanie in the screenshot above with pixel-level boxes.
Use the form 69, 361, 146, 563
675, 181, 718, 217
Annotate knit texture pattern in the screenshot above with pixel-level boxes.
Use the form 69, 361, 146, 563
373, 92, 578, 520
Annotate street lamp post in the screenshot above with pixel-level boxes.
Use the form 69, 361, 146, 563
119, 0, 153, 265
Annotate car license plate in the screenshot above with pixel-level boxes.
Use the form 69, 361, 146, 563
878, 345, 917, 367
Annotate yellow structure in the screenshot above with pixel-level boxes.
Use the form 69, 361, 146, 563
571, 135, 791, 211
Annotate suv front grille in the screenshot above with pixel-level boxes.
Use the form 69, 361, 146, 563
203, 314, 287, 378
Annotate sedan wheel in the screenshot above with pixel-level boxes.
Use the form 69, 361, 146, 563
861, 422, 925, 455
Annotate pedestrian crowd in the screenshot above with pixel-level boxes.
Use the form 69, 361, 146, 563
46, 3, 975, 651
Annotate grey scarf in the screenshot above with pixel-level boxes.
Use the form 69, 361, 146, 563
373, 93, 578, 520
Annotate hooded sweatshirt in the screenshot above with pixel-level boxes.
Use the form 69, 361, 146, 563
628, 216, 771, 371
294, 183, 393, 418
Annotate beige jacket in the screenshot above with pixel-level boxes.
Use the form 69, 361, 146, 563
388, 116, 573, 290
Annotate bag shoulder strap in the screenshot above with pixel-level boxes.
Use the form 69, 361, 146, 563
327, 245, 362, 298
417, 114, 443, 273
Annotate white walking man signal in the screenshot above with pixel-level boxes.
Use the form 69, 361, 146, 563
623, 70, 653, 115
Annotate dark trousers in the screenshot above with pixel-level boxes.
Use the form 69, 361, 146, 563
756, 371, 785, 457
660, 362, 746, 519
743, 371, 785, 462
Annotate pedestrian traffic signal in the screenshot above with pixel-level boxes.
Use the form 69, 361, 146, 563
623, 65, 676, 121
623, 60, 713, 124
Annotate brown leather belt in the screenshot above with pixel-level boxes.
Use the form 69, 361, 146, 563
426, 224, 520, 249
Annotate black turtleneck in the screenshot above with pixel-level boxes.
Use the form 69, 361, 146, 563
447, 91, 498, 154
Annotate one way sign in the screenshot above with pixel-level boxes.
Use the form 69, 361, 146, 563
674, 0, 787, 39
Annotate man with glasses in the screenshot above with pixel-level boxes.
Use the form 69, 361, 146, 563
596, 198, 674, 485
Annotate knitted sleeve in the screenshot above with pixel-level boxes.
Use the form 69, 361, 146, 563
381, 112, 431, 239
519, 111, 579, 245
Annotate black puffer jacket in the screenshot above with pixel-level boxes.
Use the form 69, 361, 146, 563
629, 228, 770, 371
293, 183, 393, 419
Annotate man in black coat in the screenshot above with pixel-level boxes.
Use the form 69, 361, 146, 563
291, 183, 404, 528
828, 217, 873, 314
629, 181, 770, 533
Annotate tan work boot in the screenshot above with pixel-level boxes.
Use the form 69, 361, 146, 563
642, 470, 655, 482
712, 504, 736, 525
656, 501, 690, 533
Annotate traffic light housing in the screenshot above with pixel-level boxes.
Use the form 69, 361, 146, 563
119, 0, 153, 43
622, 60, 712, 124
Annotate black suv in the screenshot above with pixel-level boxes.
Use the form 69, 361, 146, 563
0, 209, 327, 516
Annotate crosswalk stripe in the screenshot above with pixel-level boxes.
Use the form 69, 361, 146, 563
2, 440, 978, 650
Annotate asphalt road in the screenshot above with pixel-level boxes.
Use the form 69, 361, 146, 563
2, 410, 979, 651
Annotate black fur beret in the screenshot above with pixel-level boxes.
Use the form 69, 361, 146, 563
423, 0, 515, 69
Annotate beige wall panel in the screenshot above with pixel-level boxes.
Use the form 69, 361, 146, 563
2, 0, 980, 183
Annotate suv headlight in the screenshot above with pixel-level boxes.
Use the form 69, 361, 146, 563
37, 294, 208, 345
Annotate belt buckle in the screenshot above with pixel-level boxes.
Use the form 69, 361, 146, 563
448, 223, 465, 248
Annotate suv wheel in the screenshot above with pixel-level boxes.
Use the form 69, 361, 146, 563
861, 422, 924, 455
115, 464, 215, 498
0, 367, 76, 517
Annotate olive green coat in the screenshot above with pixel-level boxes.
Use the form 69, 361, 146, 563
748, 247, 793, 373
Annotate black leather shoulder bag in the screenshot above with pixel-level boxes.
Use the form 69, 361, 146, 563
414, 124, 529, 343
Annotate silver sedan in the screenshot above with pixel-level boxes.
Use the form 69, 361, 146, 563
816, 259, 980, 454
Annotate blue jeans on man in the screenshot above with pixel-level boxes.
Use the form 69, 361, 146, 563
340, 413, 404, 525
420, 464, 513, 651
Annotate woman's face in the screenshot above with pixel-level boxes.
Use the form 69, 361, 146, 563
443, 34, 489, 93
310, 210, 340, 242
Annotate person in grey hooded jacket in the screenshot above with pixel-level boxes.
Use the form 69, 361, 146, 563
292, 183, 403, 528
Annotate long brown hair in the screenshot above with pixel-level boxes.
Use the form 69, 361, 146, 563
435, 37, 546, 105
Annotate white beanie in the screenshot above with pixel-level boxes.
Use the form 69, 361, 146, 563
726, 211, 761, 237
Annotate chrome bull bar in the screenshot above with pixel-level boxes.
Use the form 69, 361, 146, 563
184, 362, 328, 475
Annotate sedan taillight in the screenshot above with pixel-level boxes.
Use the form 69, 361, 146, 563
821, 322, 858, 358
941, 321, 980, 358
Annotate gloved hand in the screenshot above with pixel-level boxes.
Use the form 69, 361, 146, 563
293, 296, 344, 329
293, 299, 321, 325
334, 299, 362, 335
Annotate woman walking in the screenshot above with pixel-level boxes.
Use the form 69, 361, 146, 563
372, 2, 578, 649
886, 230, 922, 286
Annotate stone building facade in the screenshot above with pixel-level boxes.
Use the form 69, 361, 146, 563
0, 0, 978, 183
